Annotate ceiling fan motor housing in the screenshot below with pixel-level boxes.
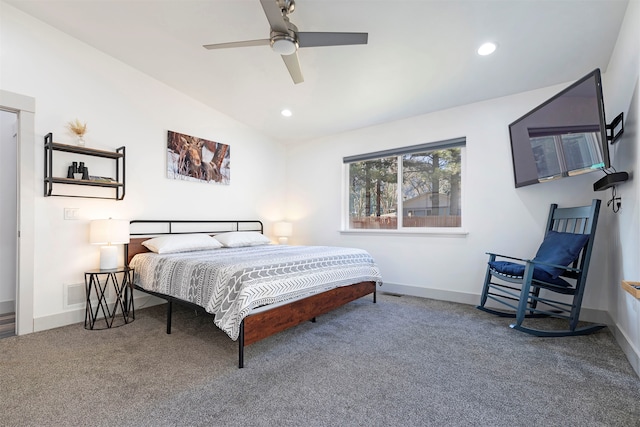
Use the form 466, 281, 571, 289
270, 16, 299, 56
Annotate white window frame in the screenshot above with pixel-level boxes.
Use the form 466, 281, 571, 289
341, 137, 467, 236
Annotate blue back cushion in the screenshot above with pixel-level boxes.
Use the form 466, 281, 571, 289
532, 230, 590, 278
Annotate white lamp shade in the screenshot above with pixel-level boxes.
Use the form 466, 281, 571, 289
90, 219, 130, 245
274, 221, 292, 237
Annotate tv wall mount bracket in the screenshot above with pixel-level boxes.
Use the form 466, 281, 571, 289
593, 112, 628, 192
606, 112, 624, 143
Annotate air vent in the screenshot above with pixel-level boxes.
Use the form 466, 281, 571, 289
65, 283, 109, 309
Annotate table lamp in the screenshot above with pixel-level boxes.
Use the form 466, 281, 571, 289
273, 221, 292, 245
90, 219, 130, 270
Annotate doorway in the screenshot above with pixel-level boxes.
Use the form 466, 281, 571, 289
0, 109, 17, 338
0, 90, 35, 336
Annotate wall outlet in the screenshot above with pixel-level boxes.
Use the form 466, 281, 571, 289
64, 208, 79, 220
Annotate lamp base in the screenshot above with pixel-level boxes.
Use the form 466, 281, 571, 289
278, 237, 289, 245
100, 245, 118, 270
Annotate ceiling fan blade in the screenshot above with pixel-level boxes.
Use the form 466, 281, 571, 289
281, 52, 304, 84
203, 39, 270, 50
259, 0, 289, 34
297, 32, 368, 48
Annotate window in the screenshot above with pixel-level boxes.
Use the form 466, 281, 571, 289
344, 138, 464, 230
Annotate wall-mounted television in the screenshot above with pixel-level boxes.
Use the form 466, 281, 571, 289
509, 69, 610, 188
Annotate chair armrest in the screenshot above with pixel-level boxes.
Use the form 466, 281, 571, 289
485, 252, 530, 263
529, 258, 581, 273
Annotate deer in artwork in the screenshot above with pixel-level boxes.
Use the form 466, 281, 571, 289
168, 131, 228, 182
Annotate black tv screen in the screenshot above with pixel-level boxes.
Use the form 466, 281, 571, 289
509, 69, 610, 188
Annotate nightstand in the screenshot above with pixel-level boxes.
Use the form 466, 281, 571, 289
84, 266, 134, 330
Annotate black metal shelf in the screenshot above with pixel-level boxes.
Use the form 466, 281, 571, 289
46, 177, 124, 188
44, 132, 126, 200
49, 142, 124, 159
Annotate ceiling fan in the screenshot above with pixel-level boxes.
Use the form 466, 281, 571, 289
203, 0, 368, 84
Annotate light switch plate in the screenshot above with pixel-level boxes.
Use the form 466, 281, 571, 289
64, 208, 79, 220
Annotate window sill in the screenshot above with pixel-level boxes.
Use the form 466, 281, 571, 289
339, 228, 468, 237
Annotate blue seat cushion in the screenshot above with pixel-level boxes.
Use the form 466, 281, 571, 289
489, 261, 571, 287
532, 230, 589, 278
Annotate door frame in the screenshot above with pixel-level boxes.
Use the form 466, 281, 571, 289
0, 90, 35, 335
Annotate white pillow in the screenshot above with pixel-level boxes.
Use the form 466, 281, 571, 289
214, 231, 270, 248
142, 233, 222, 254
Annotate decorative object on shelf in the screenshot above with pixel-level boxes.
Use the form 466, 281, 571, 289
44, 133, 126, 200
167, 130, 230, 185
89, 218, 130, 270
73, 162, 82, 179
67, 161, 87, 179
274, 221, 293, 244
66, 119, 87, 146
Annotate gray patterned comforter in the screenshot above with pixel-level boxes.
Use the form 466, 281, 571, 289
130, 245, 382, 340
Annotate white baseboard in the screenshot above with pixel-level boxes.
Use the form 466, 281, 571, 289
0, 299, 16, 315
33, 294, 165, 332
380, 282, 611, 324
380, 282, 480, 306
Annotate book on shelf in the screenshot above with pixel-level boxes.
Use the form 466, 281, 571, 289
89, 176, 116, 183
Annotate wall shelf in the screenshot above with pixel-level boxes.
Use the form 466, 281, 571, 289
44, 132, 125, 200
622, 281, 640, 299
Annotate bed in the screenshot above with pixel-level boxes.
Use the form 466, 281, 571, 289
125, 220, 382, 368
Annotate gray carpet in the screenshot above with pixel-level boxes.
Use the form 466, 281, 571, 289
1, 294, 639, 426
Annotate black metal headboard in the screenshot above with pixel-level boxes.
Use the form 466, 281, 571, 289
129, 219, 263, 236
126, 219, 264, 265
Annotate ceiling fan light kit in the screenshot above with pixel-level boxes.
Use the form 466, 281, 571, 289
202, 0, 368, 84
271, 34, 298, 56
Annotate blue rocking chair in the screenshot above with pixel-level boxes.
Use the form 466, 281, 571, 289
477, 199, 605, 337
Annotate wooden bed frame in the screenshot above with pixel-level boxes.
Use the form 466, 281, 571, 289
125, 220, 377, 368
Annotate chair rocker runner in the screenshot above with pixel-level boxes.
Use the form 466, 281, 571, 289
477, 199, 605, 337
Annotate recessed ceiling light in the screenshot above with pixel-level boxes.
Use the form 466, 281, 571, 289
477, 42, 497, 56
281, 109, 293, 117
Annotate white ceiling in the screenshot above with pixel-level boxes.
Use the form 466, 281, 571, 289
5, 0, 629, 145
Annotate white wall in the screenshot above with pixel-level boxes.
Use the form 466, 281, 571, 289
601, 0, 640, 374
1, 3, 287, 328
0, 109, 17, 314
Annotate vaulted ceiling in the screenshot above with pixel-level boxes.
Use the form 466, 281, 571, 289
5, 0, 629, 144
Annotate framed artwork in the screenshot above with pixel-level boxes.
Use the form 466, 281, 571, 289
167, 130, 230, 185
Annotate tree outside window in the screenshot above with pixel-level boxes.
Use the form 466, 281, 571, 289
347, 144, 462, 230
349, 158, 398, 229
